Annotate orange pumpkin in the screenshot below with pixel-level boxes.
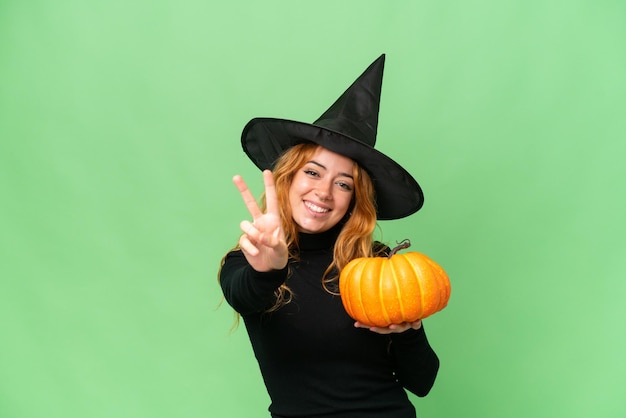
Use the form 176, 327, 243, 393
339, 240, 451, 327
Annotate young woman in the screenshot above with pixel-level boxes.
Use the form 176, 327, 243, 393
219, 55, 440, 418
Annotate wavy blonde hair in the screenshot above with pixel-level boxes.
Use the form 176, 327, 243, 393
220, 142, 381, 314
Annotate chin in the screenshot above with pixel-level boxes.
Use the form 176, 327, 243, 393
299, 226, 325, 234
296, 220, 330, 234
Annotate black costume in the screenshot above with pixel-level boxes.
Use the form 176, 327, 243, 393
220, 224, 440, 418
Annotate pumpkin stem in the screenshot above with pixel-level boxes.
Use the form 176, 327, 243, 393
389, 239, 411, 257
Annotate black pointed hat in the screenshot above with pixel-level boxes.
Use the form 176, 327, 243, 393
241, 54, 423, 220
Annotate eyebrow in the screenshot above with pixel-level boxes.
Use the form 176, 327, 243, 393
307, 160, 354, 179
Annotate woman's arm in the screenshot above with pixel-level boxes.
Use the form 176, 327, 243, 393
219, 249, 288, 315
389, 324, 440, 397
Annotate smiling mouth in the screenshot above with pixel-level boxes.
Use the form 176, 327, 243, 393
304, 201, 330, 214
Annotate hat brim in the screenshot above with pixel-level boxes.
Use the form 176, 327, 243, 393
242, 117, 424, 220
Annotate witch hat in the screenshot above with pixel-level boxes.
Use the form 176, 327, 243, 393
241, 54, 423, 220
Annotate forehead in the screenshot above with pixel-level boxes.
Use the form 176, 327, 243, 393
308, 146, 355, 171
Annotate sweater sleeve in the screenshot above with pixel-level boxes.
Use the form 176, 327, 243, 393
219, 250, 289, 315
389, 324, 440, 397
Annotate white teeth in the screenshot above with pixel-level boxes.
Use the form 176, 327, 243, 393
305, 201, 329, 213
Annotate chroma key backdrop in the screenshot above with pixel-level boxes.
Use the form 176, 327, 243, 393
1, 1, 625, 417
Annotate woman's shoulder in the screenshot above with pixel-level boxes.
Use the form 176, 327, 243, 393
372, 241, 391, 257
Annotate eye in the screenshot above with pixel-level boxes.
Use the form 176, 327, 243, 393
336, 181, 353, 191
304, 169, 319, 177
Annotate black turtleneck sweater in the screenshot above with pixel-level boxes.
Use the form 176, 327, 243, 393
219, 226, 440, 418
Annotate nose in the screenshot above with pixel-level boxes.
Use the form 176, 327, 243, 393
315, 179, 333, 201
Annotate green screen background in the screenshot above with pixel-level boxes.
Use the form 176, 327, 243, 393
2, 1, 625, 417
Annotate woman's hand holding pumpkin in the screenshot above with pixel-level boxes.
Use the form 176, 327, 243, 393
233, 170, 288, 272
354, 320, 423, 334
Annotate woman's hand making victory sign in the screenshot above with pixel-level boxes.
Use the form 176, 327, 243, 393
232, 170, 288, 272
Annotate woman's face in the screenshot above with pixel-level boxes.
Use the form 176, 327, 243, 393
288, 147, 355, 234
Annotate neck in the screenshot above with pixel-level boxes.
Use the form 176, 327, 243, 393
297, 223, 343, 251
